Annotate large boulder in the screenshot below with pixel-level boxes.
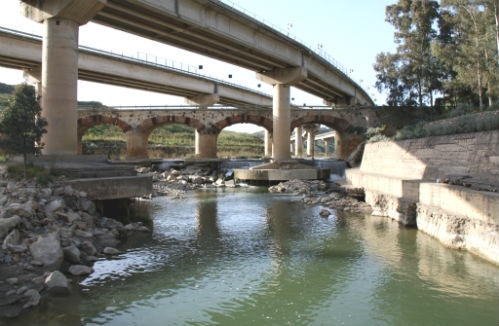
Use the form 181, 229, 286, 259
44, 271, 70, 296
68, 265, 93, 276
0, 216, 22, 240
29, 233, 63, 270
4, 203, 33, 218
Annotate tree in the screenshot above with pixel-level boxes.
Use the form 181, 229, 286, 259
0, 83, 47, 178
374, 0, 442, 107
437, 0, 498, 107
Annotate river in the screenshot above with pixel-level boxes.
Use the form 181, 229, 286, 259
8, 187, 499, 325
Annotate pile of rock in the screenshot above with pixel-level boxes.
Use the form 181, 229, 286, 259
268, 179, 328, 195
268, 179, 372, 215
0, 177, 150, 318
302, 191, 373, 215
136, 165, 237, 197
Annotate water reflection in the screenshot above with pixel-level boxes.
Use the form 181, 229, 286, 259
6, 189, 499, 326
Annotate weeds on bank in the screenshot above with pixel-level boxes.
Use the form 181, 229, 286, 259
6, 163, 53, 185
366, 108, 499, 142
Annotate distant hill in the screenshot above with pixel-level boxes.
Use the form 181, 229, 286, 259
0, 82, 14, 109
0, 82, 14, 95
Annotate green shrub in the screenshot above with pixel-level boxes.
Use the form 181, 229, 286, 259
7, 163, 53, 185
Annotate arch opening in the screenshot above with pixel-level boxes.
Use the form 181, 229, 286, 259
217, 123, 266, 159
147, 124, 195, 159
80, 123, 127, 159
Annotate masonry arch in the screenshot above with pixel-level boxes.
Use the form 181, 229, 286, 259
77, 115, 131, 156
132, 115, 206, 159
213, 114, 273, 133
213, 115, 273, 158
291, 114, 363, 159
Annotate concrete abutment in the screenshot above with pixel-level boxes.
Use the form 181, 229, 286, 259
345, 130, 499, 265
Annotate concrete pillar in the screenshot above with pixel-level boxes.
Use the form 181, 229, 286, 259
126, 128, 148, 159
307, 130, 315, 157
324, 139, 330, 156
257, 66, 307, 162
272, 84, 291, 160
195, 129, 218, 158
41, 17, 79, 155
303, 124, 318, 158
21, 0, 106, 155
23, 67, 42, 98
264, 129, 272, 157
294, 126, 303, 157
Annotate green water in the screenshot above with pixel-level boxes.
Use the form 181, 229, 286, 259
8, 188, 499, 325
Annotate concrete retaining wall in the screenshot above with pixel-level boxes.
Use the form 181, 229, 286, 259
359, 130, 499, 182
345, 130, 499, 265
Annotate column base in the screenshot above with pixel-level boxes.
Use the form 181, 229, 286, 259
234, 160, 330, 183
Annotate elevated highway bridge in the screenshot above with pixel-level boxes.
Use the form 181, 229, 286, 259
0, 27, 272, 107
17, 0, 374, 161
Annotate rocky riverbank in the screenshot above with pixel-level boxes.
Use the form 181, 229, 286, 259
0, 162, 369, 319
0, 168, 151, 319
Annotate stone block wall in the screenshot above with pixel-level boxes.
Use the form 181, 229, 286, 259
345, 130, 499, 265
360, 130, 499, 182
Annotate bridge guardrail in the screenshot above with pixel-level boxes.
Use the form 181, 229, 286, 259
219, 0, 352, 79
0, 26, 272, 99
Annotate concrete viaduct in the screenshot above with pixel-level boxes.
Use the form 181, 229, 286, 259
18, 0, 374, 163
0, 27, 273, 108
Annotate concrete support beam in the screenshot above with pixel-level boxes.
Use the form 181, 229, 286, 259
195, 129, 218, 158
257, 67, 307, 86
21, 0, 106, 24
185, 93, 220, 108
126, 128, 148, 159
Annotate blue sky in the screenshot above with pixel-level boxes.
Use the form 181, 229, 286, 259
0, 1, 397, 116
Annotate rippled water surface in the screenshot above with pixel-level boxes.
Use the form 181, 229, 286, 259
9, 188, 499, 325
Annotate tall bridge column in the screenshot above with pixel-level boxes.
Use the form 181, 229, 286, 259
294, 126, 304, 158
323, 138, 332, 156
303, 124, 319, 158
126, 128, 148, 159
21, 0, 106, 155
257, 67, 307, 161
264, 130, 272, 157
195, 128, 218, 158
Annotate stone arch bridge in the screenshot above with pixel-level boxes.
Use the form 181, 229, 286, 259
78, 106, 423, 160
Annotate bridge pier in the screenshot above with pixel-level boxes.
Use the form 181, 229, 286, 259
195, 128, 218, 158
294, 126, 304, 158
303, 124, 319, 158
264, 130, 272, 158
21, 0, 105, 155
335, 131, 363, 160
257, 67, 307, 161
126, 128, 149, 159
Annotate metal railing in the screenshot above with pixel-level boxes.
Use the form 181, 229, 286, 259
218, 0, 353, 79
0, 26, 272, 98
